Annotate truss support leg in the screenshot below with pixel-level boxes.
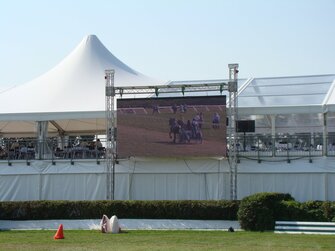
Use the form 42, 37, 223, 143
228, 64, 239, 200
105, 69, 116, 200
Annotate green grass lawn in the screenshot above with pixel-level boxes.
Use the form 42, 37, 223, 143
0, 230, 334, 250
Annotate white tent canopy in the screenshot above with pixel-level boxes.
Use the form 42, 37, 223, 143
235, 74, 335, 115
233, 75, 335, 136
0, 35, 165, 136
0, 34, 334, 137
325, 79, 335, 112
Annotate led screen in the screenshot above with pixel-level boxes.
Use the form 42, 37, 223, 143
117, 95, 227, 158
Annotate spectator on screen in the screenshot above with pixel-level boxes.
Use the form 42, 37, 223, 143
212, 112, 220, 128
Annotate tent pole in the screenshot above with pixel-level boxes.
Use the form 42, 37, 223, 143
36, 121, 49, 160
323, 113, 328, 156
271, 115, 276, 157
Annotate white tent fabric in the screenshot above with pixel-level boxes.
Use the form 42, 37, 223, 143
230, 74, 335, 136
324, 79, 335, 112
161, 75, 335, 115
0, 34, 333, 136
0, 158, 334, 202
0, 35, 164, 136
0, 35, 163, 115
237, 74, 335, 115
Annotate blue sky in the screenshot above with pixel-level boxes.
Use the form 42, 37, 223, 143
0, 0, 334, 89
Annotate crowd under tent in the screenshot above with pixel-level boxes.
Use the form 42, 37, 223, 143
236, 75, 335, 157
0, 35, 334, 202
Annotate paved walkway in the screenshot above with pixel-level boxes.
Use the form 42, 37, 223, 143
0, 219, 240, 231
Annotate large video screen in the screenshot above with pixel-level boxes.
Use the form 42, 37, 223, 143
117, 95, 227, 158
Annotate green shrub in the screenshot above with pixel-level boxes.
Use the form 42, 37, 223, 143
2, 197, 333, 225
280, 200, 335, 222
279, 200, 306, 221
237, 192, 294, 231
237, 192, 335, 232
0, 200, 239, 221
321, 201, 335, 222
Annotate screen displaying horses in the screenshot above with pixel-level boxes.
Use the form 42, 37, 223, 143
117, 96, 227, 158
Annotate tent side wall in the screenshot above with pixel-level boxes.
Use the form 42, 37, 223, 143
0, 158, 334, 202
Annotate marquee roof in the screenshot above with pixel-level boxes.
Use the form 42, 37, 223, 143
0, 35, 165, 136
0, 34, 334, 137
165, 74, 335, 115
237, 74, 335, 115
0, 35, 163, 119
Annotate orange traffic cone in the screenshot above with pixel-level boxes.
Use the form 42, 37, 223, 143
54, 224, 64, 240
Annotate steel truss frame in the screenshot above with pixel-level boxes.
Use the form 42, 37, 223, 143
105, 65, 238, 200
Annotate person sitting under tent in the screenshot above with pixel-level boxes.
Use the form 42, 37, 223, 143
95, 138, 105, 158
0, 146, 7, 159
10, 140, 20, 159
10, 140, 20, 151
96, 139, 103, 149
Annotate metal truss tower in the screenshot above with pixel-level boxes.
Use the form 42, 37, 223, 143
228, 64, 239, 200
105, 69, 116, 200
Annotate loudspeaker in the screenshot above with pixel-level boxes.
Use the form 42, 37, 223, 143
236, 120, 255, 133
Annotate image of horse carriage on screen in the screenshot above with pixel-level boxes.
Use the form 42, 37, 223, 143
117, 96, 227, 158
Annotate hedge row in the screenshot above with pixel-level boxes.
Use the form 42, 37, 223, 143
237, 192, 335, 231
0, 200, 240, 221
2, 194, 335, 231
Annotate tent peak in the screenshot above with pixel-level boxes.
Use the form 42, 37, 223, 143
0, 34, 165, 115
85, 34, 98, 40
82, 34, 101, 45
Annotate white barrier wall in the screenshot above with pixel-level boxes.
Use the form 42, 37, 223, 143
0, 157, 334, 202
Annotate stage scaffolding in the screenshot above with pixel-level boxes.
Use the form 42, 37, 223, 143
105, 64, 239, 200
105, 69, 116, 200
